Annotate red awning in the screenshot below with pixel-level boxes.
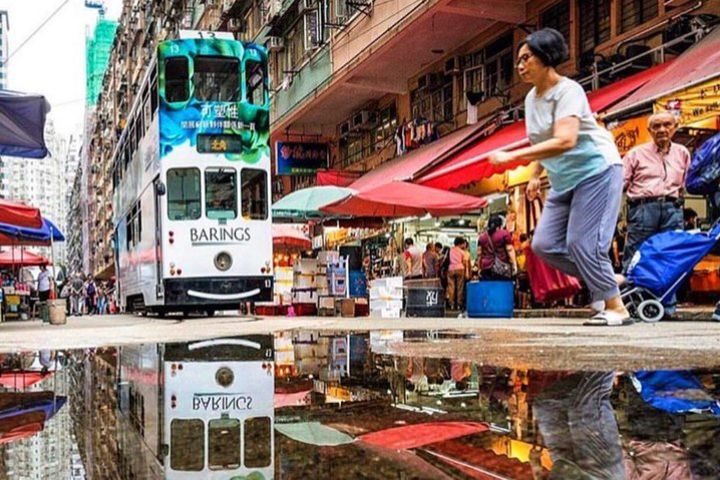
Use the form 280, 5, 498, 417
0, 248, 50, 267
0, 200, 42, 229
357, 421, 489, 450
321, 182, 487, 217
607, 27, 720, 117
417, 61, 674, 190
316, 169, 362, 187
349, 124, 485, 193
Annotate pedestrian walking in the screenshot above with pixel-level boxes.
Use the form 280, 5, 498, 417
489, 28, 629, 326
446, 237, 468, 310
622, 111, 690, 317
422, 242, 439, 278
96, 281, 108, 315
36, 264, 51, 303
477, 214, 517, 280
85, 275, 97, 315
69, 272, 84, 316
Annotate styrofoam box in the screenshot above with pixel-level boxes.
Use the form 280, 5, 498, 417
370, 276, 404, 289
370, 308, 402, 319
370, 299, 403, 311
293, 258, 318, 273
292, 291, 317, 304
369, 286, 404, 300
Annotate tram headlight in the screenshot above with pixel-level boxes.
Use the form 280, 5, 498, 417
214, 252, 233, 271
216, 367, 234, 388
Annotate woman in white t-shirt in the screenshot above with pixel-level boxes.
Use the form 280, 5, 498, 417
489, 28, 629, 326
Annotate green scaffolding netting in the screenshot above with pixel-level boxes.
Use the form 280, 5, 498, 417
86, 18, 118, 106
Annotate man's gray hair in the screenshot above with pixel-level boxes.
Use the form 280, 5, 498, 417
647, 110, 678, 127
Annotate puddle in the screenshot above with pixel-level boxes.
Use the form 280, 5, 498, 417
0, 331, 718, 479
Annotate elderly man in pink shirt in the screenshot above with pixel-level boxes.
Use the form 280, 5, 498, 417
623, 111, 690, 314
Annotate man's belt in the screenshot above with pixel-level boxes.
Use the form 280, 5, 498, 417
628, 195, 681, 206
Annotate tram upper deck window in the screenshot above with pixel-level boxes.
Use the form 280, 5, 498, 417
170, 419, 204, 471
205, 168, 237, 220
245, 60, 266, 106
241, 169, 268, 220
167, 168, 201, 220
165, 57, 189, 103
193, 56, 240, 102
208, 417, 241, 470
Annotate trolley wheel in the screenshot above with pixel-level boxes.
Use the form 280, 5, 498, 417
205, 309, 216, 317
638, 299, 664, 323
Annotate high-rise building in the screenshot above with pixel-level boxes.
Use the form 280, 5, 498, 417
0, 10, 8, 90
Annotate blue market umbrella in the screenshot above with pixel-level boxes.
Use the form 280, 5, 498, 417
0, 218, 65, 246
272, 186, 353, 219
0, 90, 51, 158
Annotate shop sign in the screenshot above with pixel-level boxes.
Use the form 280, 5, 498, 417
610, 116, 652, 156
326, 386, 352, 402
655, 77, 720, 126
276, 142, 329, 175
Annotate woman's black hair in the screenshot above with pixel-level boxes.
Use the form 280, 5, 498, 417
518, 28, 568, 68
488, 214, 504, 235
454, 236, 464, 247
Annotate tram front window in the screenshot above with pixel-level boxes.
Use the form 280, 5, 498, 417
205, 168, 237, 220
193, 56, 240, 102
208, 417, 241, 470
167, 168, 201, 220
244, 416, 271, 468
170, 419, 204, 471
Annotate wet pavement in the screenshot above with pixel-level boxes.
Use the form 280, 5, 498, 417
0, 328, 718, 479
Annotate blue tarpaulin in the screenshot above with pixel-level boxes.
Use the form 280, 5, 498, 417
0, 218, 65, 246
632, 371, 720, 417
0, 90, 51, 158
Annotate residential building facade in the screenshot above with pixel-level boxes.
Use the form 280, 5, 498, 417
0, 10, 8, 90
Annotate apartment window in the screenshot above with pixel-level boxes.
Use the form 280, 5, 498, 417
462, 33, 514, 102
620, 0, 659, 33
373, 104, 398, 149
579, 0, 611, 56
410, 74, 453, 123
540, 1, 571, 44
245, 59, 266, 106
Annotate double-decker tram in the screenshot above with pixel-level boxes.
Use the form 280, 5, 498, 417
113, 31, 273, 315
118, 336, 275, 479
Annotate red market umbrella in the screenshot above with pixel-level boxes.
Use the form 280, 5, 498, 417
357, 421, 489, 450
321, 182, 487, 218
0, 248, 50, 267
0, 200, 42, 229
272, 224, 312, 249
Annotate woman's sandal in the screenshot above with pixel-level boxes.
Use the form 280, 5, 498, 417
583, 310, 634, 326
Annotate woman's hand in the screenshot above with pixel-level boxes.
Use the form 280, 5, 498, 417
489, 150, 516, 165
526, 176, 541, 200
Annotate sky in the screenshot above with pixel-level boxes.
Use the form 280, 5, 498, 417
0, 0, 122, 137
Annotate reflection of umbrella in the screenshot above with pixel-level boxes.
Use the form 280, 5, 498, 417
272, 186, 353, 219
272, 224, 311, 249
275, 421, 355, 446
357, 421, 489, 449
0, 248, 50, 267
0, 200, 42, 228
0, 392, 66, 445
0, 371, 47, 390
0, 411, 45, 444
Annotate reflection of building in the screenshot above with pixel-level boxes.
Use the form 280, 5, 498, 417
1, 365, 72, 480
67, 349, 121, 480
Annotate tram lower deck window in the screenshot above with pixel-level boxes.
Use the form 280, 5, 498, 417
194, 56, 240, 102
208, 417, 241, 470
205, 168, 237, 220
167, 168, 201, 220
244, 417, 271, 468
241, 169, 268, 220
170, 419, 204, 471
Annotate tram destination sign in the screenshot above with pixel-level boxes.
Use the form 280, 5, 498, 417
276, 142, 329, 175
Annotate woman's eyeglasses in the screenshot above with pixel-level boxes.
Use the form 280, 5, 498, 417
516, 53, 534, 67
